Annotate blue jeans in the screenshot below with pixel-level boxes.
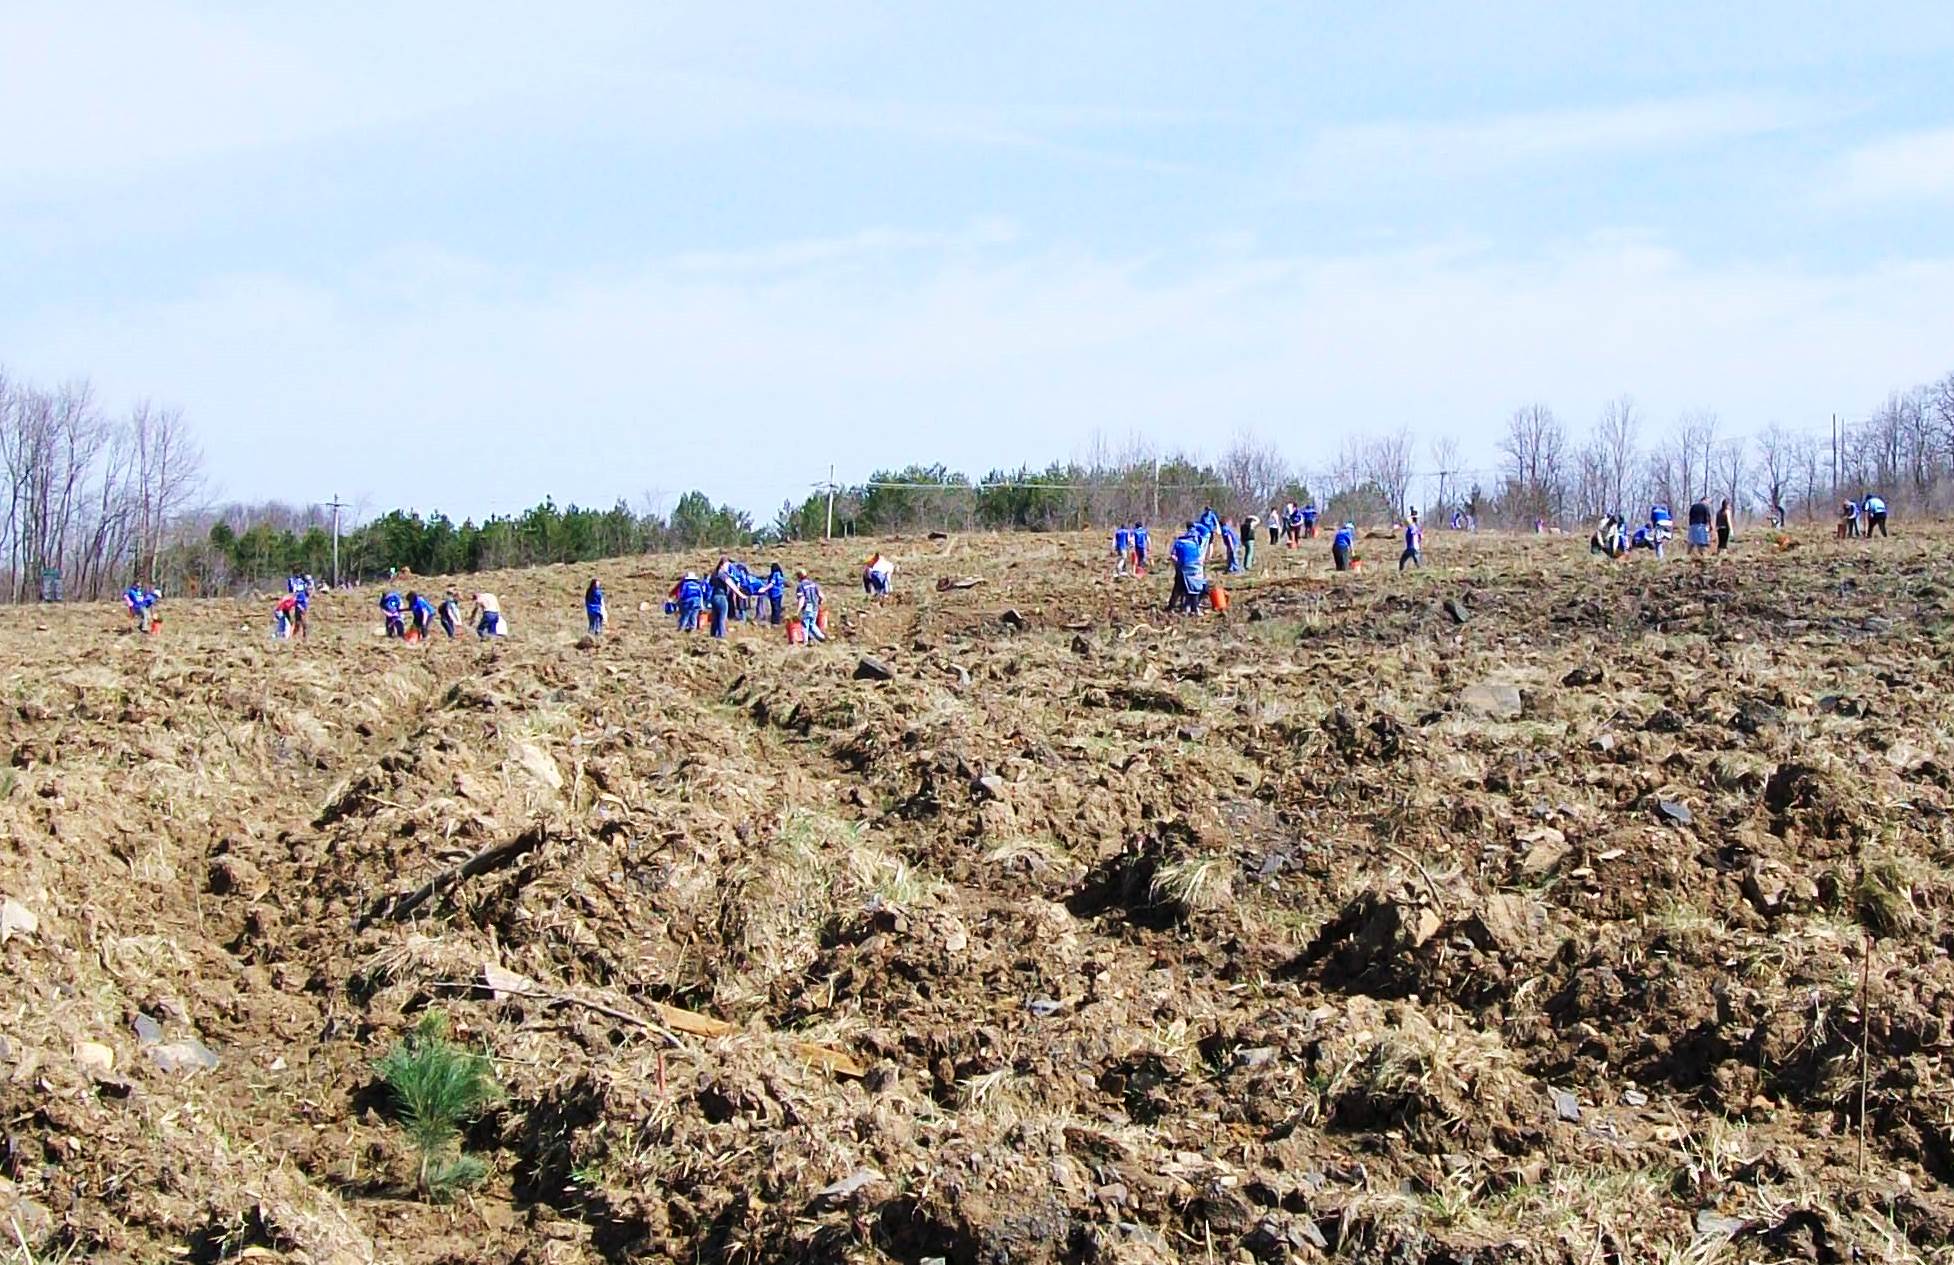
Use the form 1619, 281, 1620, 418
477, 611, 500, 638
710, 591, 730, 637
588, 612, 604, 634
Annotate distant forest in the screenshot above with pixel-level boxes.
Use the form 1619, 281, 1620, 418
3, 360, 1951, 598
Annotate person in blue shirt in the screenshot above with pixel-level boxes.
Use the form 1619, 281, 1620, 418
378, 590, 405, 638
584, 578, 606, 635
1630, 522, 1664, 558
407, 591, 435, 640
286, 574, 311, 640
1220, 519, 1242, 573
1399, 510, 1424, 571
1863, 492, 1889, 537
758, 563, 787, 624
439, 592, 461, 638
1112, 524, 1131, 576
124, 583, 158, 633
1199, 506, 1220, 543
670, 572, 707, 631
1168, 526, 1206, 613
795, 570, 827, 642
1650, 503, 1674, 543
1301, 503, 1319, 541
1131, 522, 1150, 575
1332, 522, 1355, 572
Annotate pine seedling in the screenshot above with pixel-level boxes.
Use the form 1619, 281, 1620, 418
376, 1010, 499, 1200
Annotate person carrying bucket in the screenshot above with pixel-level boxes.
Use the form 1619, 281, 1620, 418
795, 570, 827, 643
407, 591, 435, 642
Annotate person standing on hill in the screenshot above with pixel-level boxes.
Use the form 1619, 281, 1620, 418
1686, 500, 1713, 556
438, 592, 461, 638
1399, 510, 1424, 571
1301, 502, 1319, 540
1266, 507, 1281, 547
795, 570, 827, 642
669, 572, 706, 631
1220, 518, 1242, 573
1169, 525, 1206, 613
407, 591, 435, 640
471, 591, 503, 638
1715, 500, 1734, 552
1241, 516, 1258, 571
708, 558, 737, 638
1332, 522, 1355, 572
379, 590, 405, 638
760, 563, 787, 624
1112, 523, 1131, 577
1863, 492, 1889, 537
585, 578, 607, 635
1131, 522, 1150, 576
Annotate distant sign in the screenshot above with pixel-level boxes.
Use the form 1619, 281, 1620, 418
38, 568, 61, 602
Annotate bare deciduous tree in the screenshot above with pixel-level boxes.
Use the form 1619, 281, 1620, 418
1360, 427, 1415, 519
1499, 404, 1567, 524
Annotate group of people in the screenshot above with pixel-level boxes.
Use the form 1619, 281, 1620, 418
1142, 502, 1436, 614
667, 556, 833, 643
123, 583, 163, 633
1840, 494, 1890, 538
372, 587, 500, 640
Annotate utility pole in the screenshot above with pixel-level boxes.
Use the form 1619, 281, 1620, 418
327, 495, 347, 589
1831, 414, 1839, 506
824, 465, 836, 541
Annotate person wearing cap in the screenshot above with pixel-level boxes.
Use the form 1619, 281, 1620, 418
670, 571, 707, 632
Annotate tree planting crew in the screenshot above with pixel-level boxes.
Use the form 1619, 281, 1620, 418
438, 592, 462, 638
1686, 500, 1713, 555
471, 591, 503, 638
1715, 499, 1734, 552
1863, 491, 1889, 537
1112, 523, 1132, 576
1590, 513, 1626, 559
1220, 518, 1243, 573
1631, 521, 1664, 558
379, 589, 406, 638
1131, 522, 1150, 575
669, 571, 707, 631
1169, 523, 1207, 613
584, 578, 607, 634
1332, 521, 1355, 572
795, 570, 827, 642
1399, 509, 1424, 571
407, 591, 435, 640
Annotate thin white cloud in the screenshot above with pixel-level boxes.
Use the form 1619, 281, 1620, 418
1825, 125, 1954, 205
1299, 95, 1826, 190
9, 234, 1950, 518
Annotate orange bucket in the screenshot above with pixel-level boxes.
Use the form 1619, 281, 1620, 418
1207, 585, 1229, 613
788, 622, 807, 645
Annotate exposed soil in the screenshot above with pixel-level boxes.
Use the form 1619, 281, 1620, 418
5, 526, 1954, 1263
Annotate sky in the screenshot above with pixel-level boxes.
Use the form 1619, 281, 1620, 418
4, 3, 1954, 523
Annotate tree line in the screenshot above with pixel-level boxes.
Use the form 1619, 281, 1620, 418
7, 357, 1954, 600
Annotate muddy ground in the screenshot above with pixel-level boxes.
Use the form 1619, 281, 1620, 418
4, 524, 1954, 1263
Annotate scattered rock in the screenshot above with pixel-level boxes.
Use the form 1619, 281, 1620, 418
1070, 634, 1093, 656
147, 1038, 220, 1075
1443, 598, 1469, 625
0, 1178, 51, 1251
853, 656, 896, 681
1561, 665, 1604, 687
1235, 1046, 1279, 1070
973, 774, 1006, 801
1026, 998, 1063, 1018
511, 740, 563, 791
1656, 799, 1694, 827
1519, 829, 1570, 876
1730, 701, 1784, 735
999, 609, 1027, 631
73, 1040, 115, 1076
812, 1169, 884, 1206
1742, 862, 1790, 916
0, 897, 36, 942
1695, 1209, 1747, 1239
1459, 682, 1523, 720
1643, 708, 1687, 734
1551, 1087, 1582, 1122
133, 1013, 164, 1046
1622, 1089, 1649, 1107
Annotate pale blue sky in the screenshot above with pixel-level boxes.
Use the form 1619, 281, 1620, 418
4, 3, 1953, 520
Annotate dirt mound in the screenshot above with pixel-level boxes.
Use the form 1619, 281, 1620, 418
6, 530, 1954, 1261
